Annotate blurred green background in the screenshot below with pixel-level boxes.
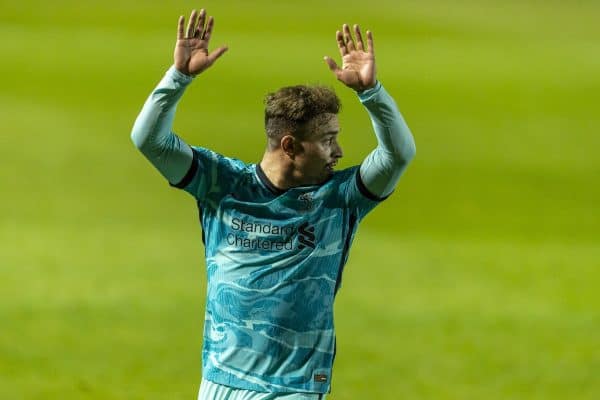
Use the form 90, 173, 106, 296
1, 0, 598, 398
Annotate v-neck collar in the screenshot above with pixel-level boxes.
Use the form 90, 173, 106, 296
254, 163, 334, 196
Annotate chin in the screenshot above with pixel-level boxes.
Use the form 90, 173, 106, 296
304, 168, 333, 186
322, 169, 334, 180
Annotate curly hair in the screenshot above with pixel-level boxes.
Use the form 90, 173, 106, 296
264, 85, 340, 148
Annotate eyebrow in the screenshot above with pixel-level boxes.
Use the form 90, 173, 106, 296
320, 130, 339, 137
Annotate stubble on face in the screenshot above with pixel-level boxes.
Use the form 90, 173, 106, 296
297, 113, 342, 183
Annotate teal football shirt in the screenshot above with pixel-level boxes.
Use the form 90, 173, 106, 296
131, 66, 416, 395
172, 146, 385, 393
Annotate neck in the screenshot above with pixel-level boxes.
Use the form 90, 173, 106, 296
259, 149, 306, 190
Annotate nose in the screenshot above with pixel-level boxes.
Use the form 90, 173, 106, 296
333, 142, 343, 159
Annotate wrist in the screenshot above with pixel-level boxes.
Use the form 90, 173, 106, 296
356, 80, 379, 94
357, 81, 382, 102
173, 64, 193, 77
168, 65, 195, 85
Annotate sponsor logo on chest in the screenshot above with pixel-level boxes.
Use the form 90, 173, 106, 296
227, 216, 317, 251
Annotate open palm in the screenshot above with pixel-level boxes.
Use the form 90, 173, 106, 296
174, 9, 227, 76
325, 24, 376, 92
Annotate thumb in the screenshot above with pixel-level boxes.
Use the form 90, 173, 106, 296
324, 56, 342, 78
208, 45, 229, 64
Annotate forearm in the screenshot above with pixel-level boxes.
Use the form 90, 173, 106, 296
358, 82, 416, 198
130, 66, 195, 184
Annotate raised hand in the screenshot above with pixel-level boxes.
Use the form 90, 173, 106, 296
174, 9, 228, 76
324, 24, 376, 92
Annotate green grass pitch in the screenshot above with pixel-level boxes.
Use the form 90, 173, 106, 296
1, 0, 598, 398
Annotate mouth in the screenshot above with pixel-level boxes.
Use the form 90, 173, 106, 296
326, 161, 338, 171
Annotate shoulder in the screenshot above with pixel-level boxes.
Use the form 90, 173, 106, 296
190, 146, 251, 173
180, 146, 253, 205
330, 165, 360, 184
316, 166, 360, 204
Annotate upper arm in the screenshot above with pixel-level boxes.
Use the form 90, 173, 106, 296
357, 82, 416, 198
136, 131, 195, 185
358, 145, 412, 199
130, 66, 196, 185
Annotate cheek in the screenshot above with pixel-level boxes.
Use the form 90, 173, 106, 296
303, 144, 326, 159
316, 142, 331, 156
313, 147, 330, 163
298, 143, 330, 169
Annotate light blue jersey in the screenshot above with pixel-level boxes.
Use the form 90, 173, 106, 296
172, 145, 384, 393
131, 66, 416, 396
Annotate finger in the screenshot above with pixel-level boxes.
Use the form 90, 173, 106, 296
354, 24, 364, 51
336, 30, 348, 57
343, 24, 355, 51
202, 16, 214, 42
324, 56, 342, 79
367, 30, 375, 55
177, 15, 185, 40
186, 9, 198, 38
195, 9, 206, 38
207, 45, 228, 64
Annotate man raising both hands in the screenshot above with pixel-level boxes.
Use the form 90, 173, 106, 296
131, 7, 415, 400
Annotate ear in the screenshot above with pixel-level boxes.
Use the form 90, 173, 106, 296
281, 135, 298, 159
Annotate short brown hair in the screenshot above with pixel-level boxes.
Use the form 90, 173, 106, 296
264, 85, 340, 147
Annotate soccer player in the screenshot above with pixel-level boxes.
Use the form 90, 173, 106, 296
131, 8, 415, 400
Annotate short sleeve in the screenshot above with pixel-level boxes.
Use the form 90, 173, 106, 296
336, 165, 389, 221
171, 146, 246, 208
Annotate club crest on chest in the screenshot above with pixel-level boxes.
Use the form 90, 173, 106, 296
298, 192, 314, 211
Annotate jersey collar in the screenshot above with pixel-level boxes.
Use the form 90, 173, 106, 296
255, 163, 287, 195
